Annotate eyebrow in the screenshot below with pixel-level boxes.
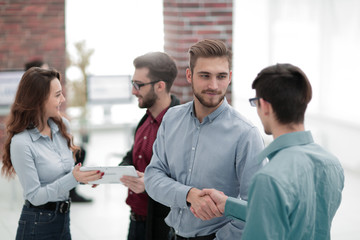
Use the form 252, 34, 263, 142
196, 71, 228, 75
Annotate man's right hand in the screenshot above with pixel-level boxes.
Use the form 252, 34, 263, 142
200, 188, 228, 214
187, 188, 222, 220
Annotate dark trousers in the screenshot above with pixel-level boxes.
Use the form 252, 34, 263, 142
128, 218, 146, 240
16, 204, 71, 240
174, 234, 216, 240
170, 228, 216, 240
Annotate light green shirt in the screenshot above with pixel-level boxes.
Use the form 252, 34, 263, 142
224, 131, 344, 240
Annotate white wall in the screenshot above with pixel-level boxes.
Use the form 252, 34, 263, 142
233, 0, 360, 171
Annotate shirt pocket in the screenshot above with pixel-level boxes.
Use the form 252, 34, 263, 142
37, 210, 57, 224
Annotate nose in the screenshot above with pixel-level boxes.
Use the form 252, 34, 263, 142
131, 85, 139, 95
208, 77, 218, 90
61, 94, 66, 103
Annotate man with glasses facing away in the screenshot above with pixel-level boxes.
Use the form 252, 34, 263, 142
200, 63, 344, 239
144, 39, 265, 239
119, 52, 180, 240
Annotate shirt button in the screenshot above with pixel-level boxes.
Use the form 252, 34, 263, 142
139, 155, 142, 159
189, 169, 191, 172
144, 136, 147, 140
151, 120, 154, 123
192, 147, 195, 151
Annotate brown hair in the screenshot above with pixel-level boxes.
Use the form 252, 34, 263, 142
1, 67, 78, 178
133, 52, 178, 92
188, 39, 232, 73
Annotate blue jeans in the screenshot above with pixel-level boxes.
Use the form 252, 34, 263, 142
16, 204, 71, 240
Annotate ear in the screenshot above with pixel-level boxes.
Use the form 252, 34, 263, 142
228, 70, 232, 84
259, 98, 272, 116
155, 80, 166, 93
186, 68, 192, 84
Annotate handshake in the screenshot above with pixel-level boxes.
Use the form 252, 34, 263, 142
187, 188, 229, 221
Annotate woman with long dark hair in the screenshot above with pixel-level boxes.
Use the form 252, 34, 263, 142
1, 67, 102, 239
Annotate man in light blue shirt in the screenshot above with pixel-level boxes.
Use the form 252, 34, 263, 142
144, 39, 264, 239
202, 63, 344, 239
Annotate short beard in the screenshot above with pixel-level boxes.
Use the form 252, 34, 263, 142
192, 85, 225, 108
139, 86, 157, 109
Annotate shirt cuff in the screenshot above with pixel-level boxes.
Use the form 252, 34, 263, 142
225, 197, 247, 222
59, 172, 78, 194
177, 185, 193, 208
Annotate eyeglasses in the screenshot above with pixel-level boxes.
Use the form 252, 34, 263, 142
131, 80, 161, 91
249, 97, 260, 107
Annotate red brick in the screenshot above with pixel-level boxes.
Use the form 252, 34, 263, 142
196, 30, 222, 35
211, 11, 232, 17
204, 3, 231, 8
23, 5, 47, 14
189, 21, 215, 26
164, 19, 185, 26
181, 11, 207, 17
176, 3, 200, 8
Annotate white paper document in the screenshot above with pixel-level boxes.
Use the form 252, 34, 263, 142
80, 166, 138, 184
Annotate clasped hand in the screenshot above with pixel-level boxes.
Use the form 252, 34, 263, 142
188, 188, 228, 221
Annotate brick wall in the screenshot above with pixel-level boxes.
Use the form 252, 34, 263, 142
163, 0, 233, 103
0, 0, 66, 156
0, 0, 66, 73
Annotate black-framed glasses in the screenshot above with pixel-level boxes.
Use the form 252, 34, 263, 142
249, 97, 260, 107
131, 80, 161, 91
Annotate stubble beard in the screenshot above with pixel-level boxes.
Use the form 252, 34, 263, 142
138, 86, 157, 109
192, 85, 225, 108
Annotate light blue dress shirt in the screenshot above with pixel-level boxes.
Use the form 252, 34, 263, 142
228, 131, 344, 240
10, 117, 78, 206
144, 99, 265, 239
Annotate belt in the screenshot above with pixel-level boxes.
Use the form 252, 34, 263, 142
24, 199, 71, 214
175, 233, 216, 240
130, 211, 147, 222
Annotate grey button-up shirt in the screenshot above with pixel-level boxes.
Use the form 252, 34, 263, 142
10, 117, 78, 206
145, 99, 265, 239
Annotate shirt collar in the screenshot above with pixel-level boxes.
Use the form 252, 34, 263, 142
190, 98, 229, 123
28, 118, 60, 141
257, 131, 314, 163
146, 107, 169, 124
